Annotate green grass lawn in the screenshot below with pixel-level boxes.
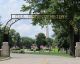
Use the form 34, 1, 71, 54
25, 49, 70, 57
11, 48, 71, 57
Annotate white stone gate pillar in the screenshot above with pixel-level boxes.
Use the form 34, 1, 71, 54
1, 42, 9, 57
75, 42, 80, 57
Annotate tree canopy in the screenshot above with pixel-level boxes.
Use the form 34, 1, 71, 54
21, 0, 80, 56
36, 33, 46, 50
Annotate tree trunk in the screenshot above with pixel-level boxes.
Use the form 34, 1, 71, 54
69, 25, 75, 56
65, 49, 68, 54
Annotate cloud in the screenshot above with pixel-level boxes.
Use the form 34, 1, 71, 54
12, 23, 32, 36
11, 20, 46, 38
0, 0, 54, 38
11, 20, 54, 38
0, 0, 27, 24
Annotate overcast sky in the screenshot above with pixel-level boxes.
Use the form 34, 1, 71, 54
0, 0, 54, 38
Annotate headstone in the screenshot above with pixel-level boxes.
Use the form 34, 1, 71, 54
75, 42, 80, 57
1, 42, 9, 57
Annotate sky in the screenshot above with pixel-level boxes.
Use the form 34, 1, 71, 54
0, 0, 54, 38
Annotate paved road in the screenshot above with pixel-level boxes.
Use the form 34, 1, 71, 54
0, 53, 80, 64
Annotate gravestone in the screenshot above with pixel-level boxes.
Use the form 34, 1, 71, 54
1, 42, 9, 57
75, 42, 80, 57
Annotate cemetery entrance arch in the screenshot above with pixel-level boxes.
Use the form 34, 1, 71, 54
2, 13, 70, 57
3, 14, 69, 42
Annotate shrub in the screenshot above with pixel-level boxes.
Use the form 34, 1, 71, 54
20, 49, 25, 53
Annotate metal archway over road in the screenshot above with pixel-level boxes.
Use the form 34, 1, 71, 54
1, 13, 70, 57
3, 13, 70, 42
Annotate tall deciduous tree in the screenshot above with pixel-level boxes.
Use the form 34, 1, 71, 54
9, 29, 21, 48
21, 37, 35, 49
21, 0, 80, 56
36, 33, 46, 50
0, 23, 3, 48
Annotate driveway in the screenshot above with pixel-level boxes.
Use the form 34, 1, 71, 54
0, 53, 80, 64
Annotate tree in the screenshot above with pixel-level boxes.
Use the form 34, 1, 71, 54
21, 37, 35, 49
46, 37, 53, 47
14, 32, 21, 48
53, 23, 70, 53
0, 26, 21, 48
21, 0, 80, 56
9, 29, 21, 48
36, 33, 46, 50
9, 29, 16, 48
0, 23, 3, 48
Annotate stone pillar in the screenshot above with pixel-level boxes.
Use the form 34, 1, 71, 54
75, 42, 80, 57
1, 42, 9, 57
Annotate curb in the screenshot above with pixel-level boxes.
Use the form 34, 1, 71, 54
0, 57, 11, 61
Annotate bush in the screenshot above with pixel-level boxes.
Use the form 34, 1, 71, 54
11, 50, 20, 53
20, 49, 25, 53
11, 48, 20, 50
